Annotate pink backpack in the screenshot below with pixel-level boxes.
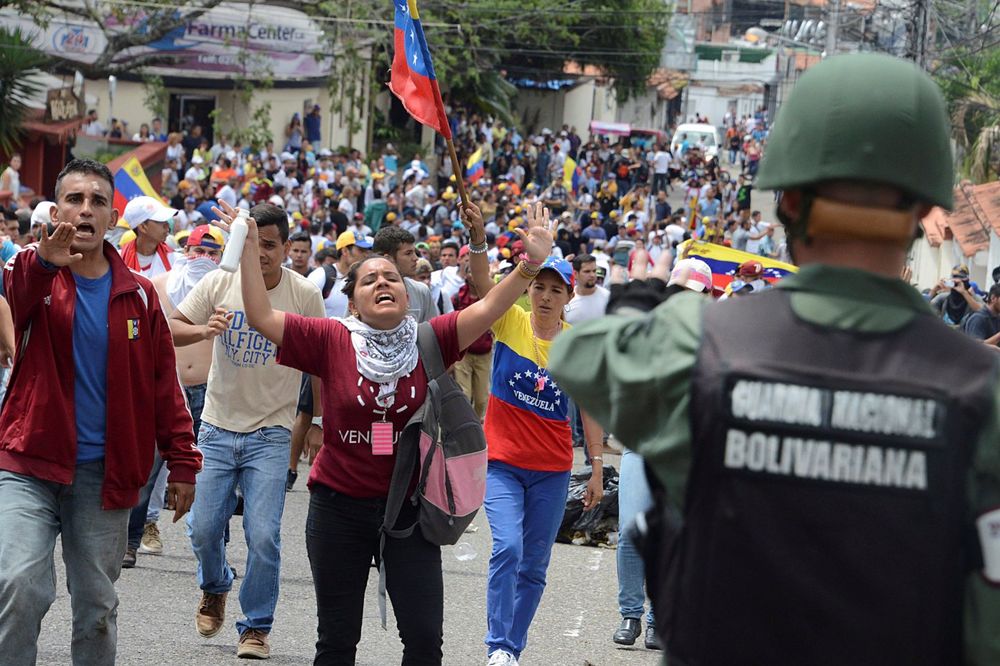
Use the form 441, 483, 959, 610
380, 322, 487, 546
376, 322, 488, 626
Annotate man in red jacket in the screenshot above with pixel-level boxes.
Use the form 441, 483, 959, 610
0, 159, 202, 666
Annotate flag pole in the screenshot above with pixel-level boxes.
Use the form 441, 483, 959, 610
445, 138, 470, 210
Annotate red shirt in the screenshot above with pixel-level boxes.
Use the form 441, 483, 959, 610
279, 312, 462, 498
0, 244, 201, 509
452, 284, 493, 355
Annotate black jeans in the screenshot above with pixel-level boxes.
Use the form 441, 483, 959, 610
306, 484, 443, 665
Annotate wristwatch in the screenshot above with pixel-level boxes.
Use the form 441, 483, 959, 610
311, 415, 323, 428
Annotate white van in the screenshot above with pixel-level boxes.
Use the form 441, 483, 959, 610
671, 123, 722, 160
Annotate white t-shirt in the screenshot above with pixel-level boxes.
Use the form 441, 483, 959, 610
176, 267, 325, 432
745, 223, 762, 255
564, 286, 610, 325
653, 151, 671, 174
308, 264, 348, 318
217, 185, 238, 209
135, 250, 173, 278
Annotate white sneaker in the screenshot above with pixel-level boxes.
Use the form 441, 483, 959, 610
487, 650, 519, 666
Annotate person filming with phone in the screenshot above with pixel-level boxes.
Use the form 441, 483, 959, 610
929, 264, 983, 327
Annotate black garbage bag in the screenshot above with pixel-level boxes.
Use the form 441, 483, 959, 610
557, 465, 619, 546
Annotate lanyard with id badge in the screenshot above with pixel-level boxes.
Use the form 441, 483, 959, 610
371, 383, 397, 456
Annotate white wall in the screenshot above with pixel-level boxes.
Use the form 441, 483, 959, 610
513, 89, 566, 135
910, 236, 994, 291
615, 89, 667, 132
563, 81, 598, 139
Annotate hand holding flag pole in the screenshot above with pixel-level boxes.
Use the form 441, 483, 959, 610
388, 0, 469, 209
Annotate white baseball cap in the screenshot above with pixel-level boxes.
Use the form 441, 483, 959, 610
123, 195, 178, 229
31, 200, 56, 227
668, 258, 714, 293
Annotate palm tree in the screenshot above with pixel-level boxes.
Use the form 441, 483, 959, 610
0, 27, 48, 156
951, 92, 999, 184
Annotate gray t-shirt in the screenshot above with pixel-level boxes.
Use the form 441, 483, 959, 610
405, 277, 439, 323
732, 226, 750, 252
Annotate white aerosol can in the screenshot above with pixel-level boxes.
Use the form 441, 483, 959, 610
219, 208, 250, 273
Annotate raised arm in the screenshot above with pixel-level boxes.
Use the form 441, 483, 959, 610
456, 202, 552, 351
461, 202, 492, 298
213, 200, 286, 347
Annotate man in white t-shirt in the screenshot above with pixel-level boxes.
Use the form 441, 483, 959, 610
652, 144, 672, 194
120, 195, 177, 278
307, 230, 372, 318
563, 253, 610, 451
169, 204, 324, 659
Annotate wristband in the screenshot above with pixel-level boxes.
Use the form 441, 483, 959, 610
469, 241, 488, 254
311, 415, 323, 428
591, 455, 603, 462
517, 261, 541, 280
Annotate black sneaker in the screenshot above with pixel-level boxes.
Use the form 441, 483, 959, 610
285, 469, 298, 492
122, 547, 137, 569
613, 618, 641, 645
644, 625, 663, 650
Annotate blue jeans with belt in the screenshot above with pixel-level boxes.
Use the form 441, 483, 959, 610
0, 461, 128, 665
617, 448, 655, 625
186, 422, 290, 636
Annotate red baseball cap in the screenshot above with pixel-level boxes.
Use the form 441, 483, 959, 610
187, 225, 225, 249
737, 260, 763, 278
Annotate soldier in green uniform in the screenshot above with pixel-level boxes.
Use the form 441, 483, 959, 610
549, 53, 1000, 665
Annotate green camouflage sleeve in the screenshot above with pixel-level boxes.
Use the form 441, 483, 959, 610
965, 381, 1000, 665
549, 292, 704, 507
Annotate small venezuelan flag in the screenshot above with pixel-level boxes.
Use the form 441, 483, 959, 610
465, 147, 485, 184
127, 319, 140, 340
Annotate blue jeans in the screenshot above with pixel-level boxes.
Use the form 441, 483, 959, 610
617, 449, 655, 625
0, 462, 129, 666
127, 383, 208, 548
127, 449, 165, 550
187, 422, 290, 635
484, 460, 570, 659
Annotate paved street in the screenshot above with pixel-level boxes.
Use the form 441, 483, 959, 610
36, 449, 662, 666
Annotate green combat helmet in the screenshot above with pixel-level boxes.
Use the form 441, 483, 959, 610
757, 53, 954, 241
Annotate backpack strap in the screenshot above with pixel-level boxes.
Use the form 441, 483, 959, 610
416, 320, 446, 381
376, 321, 442, 627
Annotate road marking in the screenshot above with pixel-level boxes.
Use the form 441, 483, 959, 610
565, 550, 605, 636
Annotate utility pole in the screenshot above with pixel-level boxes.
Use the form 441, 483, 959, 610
825, 0, 840, 56
909, 0, 931, 69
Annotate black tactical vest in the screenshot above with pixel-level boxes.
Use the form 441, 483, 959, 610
660, 289, 997, 666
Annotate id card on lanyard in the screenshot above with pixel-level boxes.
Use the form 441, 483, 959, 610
371, 388, 396, 455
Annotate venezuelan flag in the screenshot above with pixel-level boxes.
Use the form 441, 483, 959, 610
562, 156, 582, 194
113, 157, 162, 219
465, 147, 484, 184
388, 0, 452, 139
677, 240, 797, 292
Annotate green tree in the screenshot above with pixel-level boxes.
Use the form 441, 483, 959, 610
935, 46, 1000, 183
311, 0, 670, 127
0, 27, 48, 156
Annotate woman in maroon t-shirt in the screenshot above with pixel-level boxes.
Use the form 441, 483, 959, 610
214, 199, 555, 664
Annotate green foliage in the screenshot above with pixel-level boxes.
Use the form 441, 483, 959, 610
935, 47, 1000, 183
142, 74, 168, 120
309, 0, 670, 128
0, 27, 49, 156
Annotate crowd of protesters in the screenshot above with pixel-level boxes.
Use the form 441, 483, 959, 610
4, 96, 998, 666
